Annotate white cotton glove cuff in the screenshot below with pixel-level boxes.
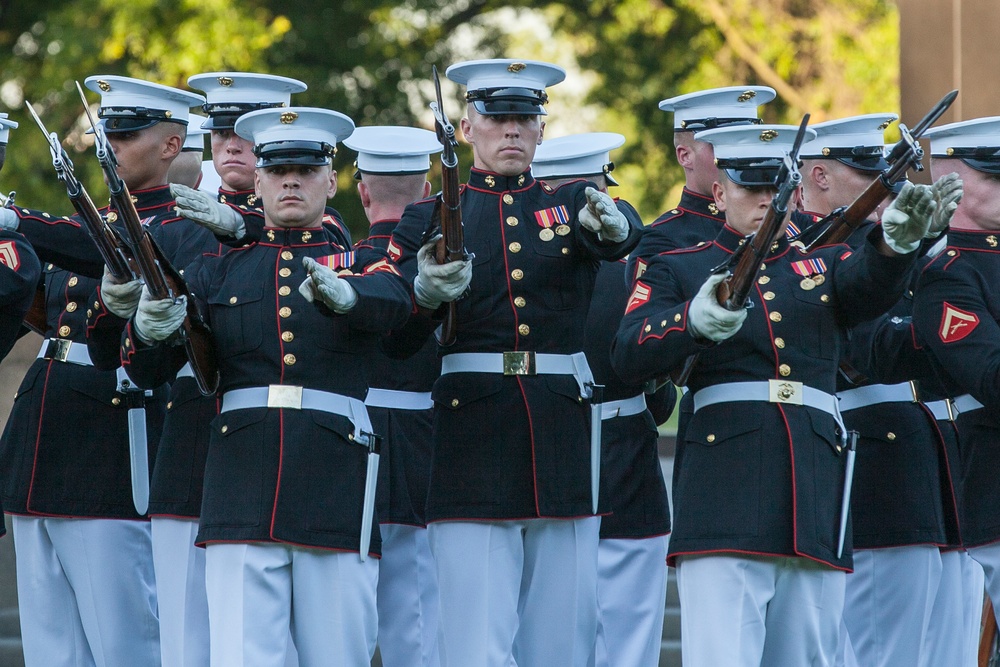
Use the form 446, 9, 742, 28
134, 286, 187, 345
881, 181, 935, 254
299, 257, 358, 314
100, 270, 142, 319
0, 207, 19, 231
170, 183, 246, 240
578, 187, 629, 243
687, 272, 747, 342
413, 240, 472, 310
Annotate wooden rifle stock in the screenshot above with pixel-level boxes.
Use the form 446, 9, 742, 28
981, 596, 999, 667
672, 114, 811, 387
77, 84, 219, 395
801, 150, 912, 251
430, 65, 467, 346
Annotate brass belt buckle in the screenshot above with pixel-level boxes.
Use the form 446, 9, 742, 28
945, 398, 956, 422
503, 351, 536, 376
47, 338, 73, 363
908, 380, 921, 403
768, 379, 804, 405
267, 384, 303, 410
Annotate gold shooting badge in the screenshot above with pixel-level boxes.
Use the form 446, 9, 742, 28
539, 228, 555, 241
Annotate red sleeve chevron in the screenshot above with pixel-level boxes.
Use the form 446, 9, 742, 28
625, 281, 651, 314
0, 241, 20, 272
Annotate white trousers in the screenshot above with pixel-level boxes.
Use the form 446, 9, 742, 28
11, 515, 160, 667
205, 542, 378, 667
838, 546, 941, 667
592, 536, 668, 667
428, 517, 600, 667
922, 550, 973, 666
376, 523, 440, 667
151, 517, 210, 667
676, 553, 845, 667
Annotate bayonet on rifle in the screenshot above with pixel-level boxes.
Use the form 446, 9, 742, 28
799, 90, 958, 251
430, 65, 469, 346
76, 82, 219, 395
25, 99, 133, 281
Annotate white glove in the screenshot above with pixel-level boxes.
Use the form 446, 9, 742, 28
100, 267, 142, 318
881, 181, 936, 254
413, 238, 472, 310
578, 187, 630, 242
688, 272, 747, 342
299, 256, 358, 313
170, 183, 246, 239
134, 285, 187, 344
927, 172, 963, 239
0, 207, 18, 231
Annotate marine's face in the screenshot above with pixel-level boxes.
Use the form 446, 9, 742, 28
461, 108, 544, 176
932, 158, 1000, 231
255, 163, 336, 229
713, 175, 779, 236
211, 129, 256, 192
107, 125, 171, 191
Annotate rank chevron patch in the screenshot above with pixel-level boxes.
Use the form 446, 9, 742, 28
386, 239, 402, 262
633, 258, 648, 281
625, 281, 651, 314
0, 241, 19, 271
939, 302, 979, 343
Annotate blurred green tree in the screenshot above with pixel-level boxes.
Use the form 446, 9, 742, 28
0, 0, 899, 234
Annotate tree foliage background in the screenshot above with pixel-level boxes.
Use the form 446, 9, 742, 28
0, 0, 899, 239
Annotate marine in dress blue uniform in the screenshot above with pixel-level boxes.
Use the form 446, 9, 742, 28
387, 59, 641, 667
911, 117, 1000, 656
0, 115, 40, 364
121, 107, 412, 667
0, 78, 205, 667
797, 114, 963, 667
626, 86, 776, 285
611, 123, 934, 667
533, 132, 676, 667
120, 72, 310, 667
343, 125, 443, 667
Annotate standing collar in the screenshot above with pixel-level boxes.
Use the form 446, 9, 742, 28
259, 226, 330, 247
468, 168, 535, 192
218, 188, 258, 208
947, 229, 1000, 252
713, 222, 790, 261
678, 187, 725, 221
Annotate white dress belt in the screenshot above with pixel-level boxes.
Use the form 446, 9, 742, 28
440, 351, 595, 398
220, 385, 373, 443
37, 338, 93, 366
600, 394, 647, 420
364, 388, 433, 411
953, 394, 984, 415
837, 382, 916, 412
175, 363, 195, 379
923, 399, 955, 422
693, 379, 845, 443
